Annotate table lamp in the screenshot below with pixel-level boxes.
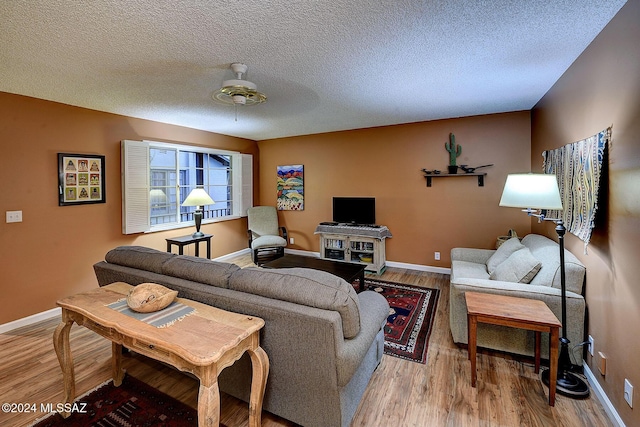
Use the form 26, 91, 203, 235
149, 189, 167, 207
182, 188, 215, 237
499, 173, 589, 398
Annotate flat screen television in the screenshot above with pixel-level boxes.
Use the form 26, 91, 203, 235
332, 197, 375, 225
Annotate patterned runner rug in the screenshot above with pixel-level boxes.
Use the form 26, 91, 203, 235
31, 375, 212, 427
358, 278, 439, 364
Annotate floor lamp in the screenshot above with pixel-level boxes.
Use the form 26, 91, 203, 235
182, 187, 215, 238
499, 173, 589, 398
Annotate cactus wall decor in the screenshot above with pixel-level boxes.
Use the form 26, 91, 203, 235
445, 133, 462, 166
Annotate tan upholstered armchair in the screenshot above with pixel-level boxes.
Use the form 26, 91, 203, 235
247, 206, 288, 265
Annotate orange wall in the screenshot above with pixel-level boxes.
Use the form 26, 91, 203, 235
257, 111, 532, 267
531, 1, 640, 424
0, 92, 258, 324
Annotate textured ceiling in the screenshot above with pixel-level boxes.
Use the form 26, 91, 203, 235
0, 0, 627, 141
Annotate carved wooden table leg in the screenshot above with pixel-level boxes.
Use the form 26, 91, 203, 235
52, 311, 75, 418
197, 378, 220, 427
248, 346, 270, 427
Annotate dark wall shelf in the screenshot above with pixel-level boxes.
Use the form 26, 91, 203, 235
424, 172, 487, 187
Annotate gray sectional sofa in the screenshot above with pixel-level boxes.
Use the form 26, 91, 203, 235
93, 246, 389, 427
449, 234, 586, 364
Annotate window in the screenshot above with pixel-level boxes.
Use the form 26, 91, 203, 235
122, 140, 252, 234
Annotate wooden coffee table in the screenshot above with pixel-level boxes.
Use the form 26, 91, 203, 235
262, 253, 367, 292
465, 291, 561, 406
53, 282, 269, 427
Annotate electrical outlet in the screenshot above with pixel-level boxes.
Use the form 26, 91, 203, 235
289, 237, 294, 245
6, 210, 23, 223
588, 335, 594, 356
624, 379, 634, 408
434, 252, 440, 261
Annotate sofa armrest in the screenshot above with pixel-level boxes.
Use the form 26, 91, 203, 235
336, 290, 389, 386
451, 247, 495, 264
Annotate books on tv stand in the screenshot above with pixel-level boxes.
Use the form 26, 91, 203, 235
314, 223, 392, 275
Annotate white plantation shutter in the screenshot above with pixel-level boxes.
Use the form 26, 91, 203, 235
233, 153, 253, 217
121, 140, 150, 234
122, 140, 252, 233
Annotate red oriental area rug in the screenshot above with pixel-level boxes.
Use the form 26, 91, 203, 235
359, 278, 439, 364
31, 375, 214, 427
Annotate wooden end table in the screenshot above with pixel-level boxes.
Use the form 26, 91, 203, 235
166, 233, 213, 258
53, 282, 269, 427
465, 291, 561, 406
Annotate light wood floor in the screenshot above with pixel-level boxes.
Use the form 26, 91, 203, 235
0, 253, 613, 427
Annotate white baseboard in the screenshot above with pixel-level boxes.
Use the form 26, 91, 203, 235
386, 260, 451, 275
285, 248, 320, 257
0, 307, 61, 334
584, 362, 626, 427
212, 247, 251, 261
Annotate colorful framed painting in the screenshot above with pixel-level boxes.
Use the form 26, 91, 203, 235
58, 153, 106, 206
277, 165, 304, 210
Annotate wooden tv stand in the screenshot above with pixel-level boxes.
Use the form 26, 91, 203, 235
314, 224, 392, 274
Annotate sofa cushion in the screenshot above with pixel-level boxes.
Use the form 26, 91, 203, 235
161, 256, 240, 289
489, 248, 542, 284
229, 267, 361, 339
105, 246, 175, 274
251, 235, 287, 249
451, 260, 490, 282
486, 237, 525, 274
523, 234, 586, 294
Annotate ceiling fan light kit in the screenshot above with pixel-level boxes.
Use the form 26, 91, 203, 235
213, 63, 267, 107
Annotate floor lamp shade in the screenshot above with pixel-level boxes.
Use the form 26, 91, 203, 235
499, 174, 563, 210
182, 188, 215, 237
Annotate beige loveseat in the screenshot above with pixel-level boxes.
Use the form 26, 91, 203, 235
449, 234, 586, 364
94, 246, 389, 427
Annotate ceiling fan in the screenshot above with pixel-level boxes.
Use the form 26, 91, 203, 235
212, 63, 267, 107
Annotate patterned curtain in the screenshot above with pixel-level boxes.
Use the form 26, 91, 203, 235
542, 128, 610, 251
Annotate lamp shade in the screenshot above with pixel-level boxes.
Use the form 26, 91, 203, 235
182, 188, 215, 207
499, 174, 563, 210
149, 189, 167, 205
